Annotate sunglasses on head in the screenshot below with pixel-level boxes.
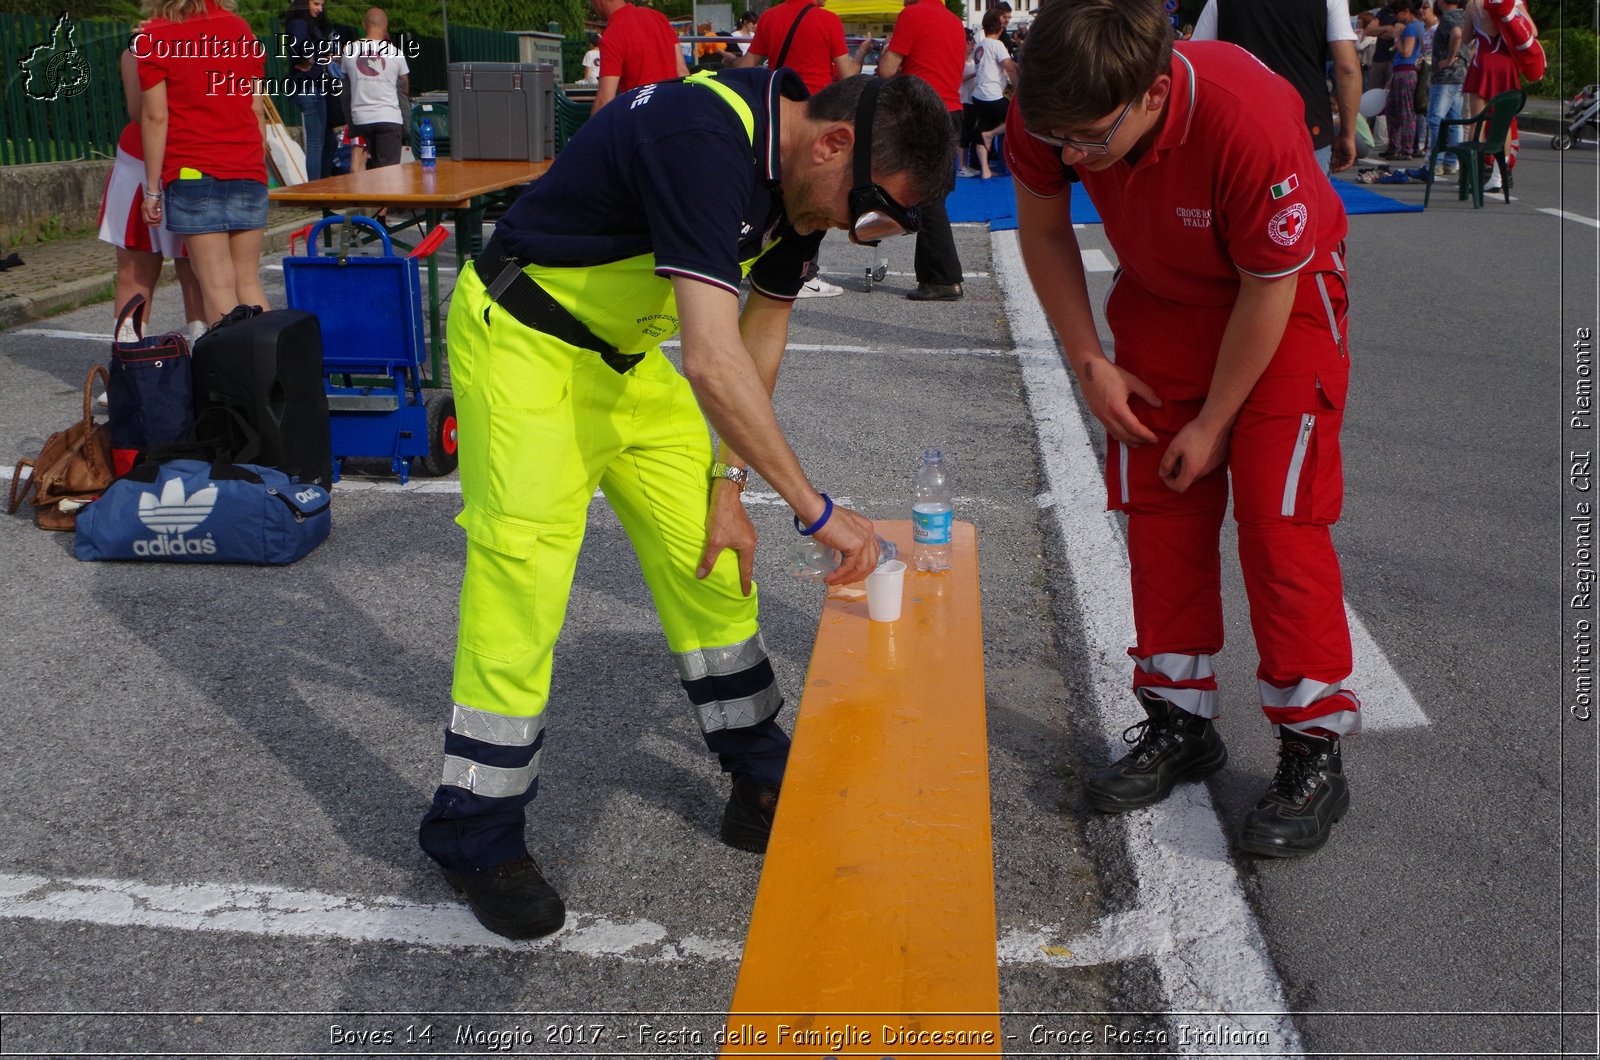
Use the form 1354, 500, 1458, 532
848, 79, 921, 246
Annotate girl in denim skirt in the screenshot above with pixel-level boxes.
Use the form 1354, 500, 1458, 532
136, 0, 270, 327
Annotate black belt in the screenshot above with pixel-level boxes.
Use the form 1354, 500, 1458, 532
475, 239, 645, 376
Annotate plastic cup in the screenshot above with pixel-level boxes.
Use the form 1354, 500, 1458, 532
865, 559, 907, 623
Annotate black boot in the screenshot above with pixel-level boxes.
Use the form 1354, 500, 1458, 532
720, 776, 780, 853
441, 854, 566, 939
1237, 728, 1349, 857
1084, 692, 1228, 813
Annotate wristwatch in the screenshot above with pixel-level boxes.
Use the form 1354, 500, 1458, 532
711, 462, 749, 490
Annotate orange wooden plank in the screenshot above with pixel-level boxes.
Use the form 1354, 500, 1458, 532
268, 159, 550, 208
725, 520, 1000, 1058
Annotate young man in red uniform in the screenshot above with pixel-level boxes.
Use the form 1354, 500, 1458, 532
591, 0, 689, 114
879, 0, 966, 300
1006, 0, 1359, 856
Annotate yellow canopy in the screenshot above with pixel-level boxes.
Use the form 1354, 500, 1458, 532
827, 0, 905, 22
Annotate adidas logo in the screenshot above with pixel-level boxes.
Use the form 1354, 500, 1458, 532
137, 477, 217, 533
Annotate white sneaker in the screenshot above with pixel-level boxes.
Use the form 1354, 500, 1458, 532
115, 320, 138, 344
957, 166, 980, 178
1482, 171, 1503, 192
186, 320, 208, 343
796, 277, 843, 298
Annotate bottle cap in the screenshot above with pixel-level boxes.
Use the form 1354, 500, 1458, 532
923, 447, 942, 462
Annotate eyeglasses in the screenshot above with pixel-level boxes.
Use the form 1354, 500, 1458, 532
1027, 98, 1135, 157
847, 79, 922, 246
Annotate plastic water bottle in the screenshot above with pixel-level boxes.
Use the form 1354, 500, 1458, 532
790, 536, 898, 582
912, 448, 953, 572
418, 115, 436, 170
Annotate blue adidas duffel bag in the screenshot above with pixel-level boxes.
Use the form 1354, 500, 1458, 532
74, 459, 330, 565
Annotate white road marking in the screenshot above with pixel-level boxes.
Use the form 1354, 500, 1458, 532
12, 329, 114, 342
1538, 207, 1600, 228
659, 340, 1010, 359
0, 467, 830, 514
0, 872, 739, 961
0, 870, 1209, 970
872, 270, 993, 279
1346, 605, 1429, 729
995, 228, 1301, 1054
1081, 248, 1116, 272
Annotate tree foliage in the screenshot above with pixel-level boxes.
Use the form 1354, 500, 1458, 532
235, 0, 589, 38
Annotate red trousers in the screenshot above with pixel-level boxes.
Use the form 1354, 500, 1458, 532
1102, 265, 1361, 735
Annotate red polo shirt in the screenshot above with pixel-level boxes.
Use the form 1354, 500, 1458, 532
1005, 42, 1347, 308
599, 3, 683, 93
885, 0, 965, 111
135, 1, 266, 185
750, 0, 848, 95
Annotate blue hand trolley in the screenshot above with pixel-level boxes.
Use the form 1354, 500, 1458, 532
282, 215, 457, 483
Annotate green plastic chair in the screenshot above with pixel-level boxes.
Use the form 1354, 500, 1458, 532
553, 85, 591, 155
1425, 89, 1525, 209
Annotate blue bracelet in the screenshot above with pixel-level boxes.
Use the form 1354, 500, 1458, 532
793, 492, 833, 536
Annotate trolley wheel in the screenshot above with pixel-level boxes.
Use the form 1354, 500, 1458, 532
416, 391, 459, 477
1553, 132, 1576, 150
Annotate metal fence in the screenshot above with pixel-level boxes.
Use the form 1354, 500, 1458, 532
1, 11, 543, 166
2, 12, 139, 165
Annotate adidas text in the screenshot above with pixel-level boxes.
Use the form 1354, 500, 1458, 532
134, 533, 219, 557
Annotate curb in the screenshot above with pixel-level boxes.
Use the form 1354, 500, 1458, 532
0, 213, 319, 333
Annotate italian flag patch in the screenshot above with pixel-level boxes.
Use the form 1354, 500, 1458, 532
1270, 174, 1300, 200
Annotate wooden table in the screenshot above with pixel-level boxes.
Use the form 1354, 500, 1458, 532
269, 160, 550, 376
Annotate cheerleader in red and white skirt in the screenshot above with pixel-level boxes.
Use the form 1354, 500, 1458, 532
1463, 0, 1539, 188
98, 45, 206, 341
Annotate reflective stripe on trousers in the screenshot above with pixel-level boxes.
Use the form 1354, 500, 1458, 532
418, 264, 787, 873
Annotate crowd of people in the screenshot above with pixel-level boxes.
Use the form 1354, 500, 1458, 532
1356, 0, 1535, 189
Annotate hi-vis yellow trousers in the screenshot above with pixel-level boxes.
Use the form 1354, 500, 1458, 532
418, 259, 788, 873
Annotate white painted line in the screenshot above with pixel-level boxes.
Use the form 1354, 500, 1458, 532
0, 872, 740, 961
1539, 207, 1600, 228
995, 228, 1300, 1055
0, 466, 829, 512
660, 340, 1010, 359
1081, 248, 1115, 273
0, 869, 1186, 970
12, 329, 114, 342
873, 270, 993, 279
1346, 604, 1429, 730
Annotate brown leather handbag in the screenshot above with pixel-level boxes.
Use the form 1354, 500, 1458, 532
7, 365, 116, 531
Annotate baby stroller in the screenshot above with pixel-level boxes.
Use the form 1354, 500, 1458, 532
1552, 84, 1599, 150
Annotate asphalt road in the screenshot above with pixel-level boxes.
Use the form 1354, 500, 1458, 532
0, 141, 1596, 1058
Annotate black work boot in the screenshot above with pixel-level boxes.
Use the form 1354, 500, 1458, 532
1084, 692, 1228, 813
1237, 728, 1349, 858
720, 776, 780, 853
442, 854, 566, 939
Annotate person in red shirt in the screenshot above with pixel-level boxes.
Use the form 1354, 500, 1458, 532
735, 0, 870, 94
734, 0, 873, 297
591, 0, 690, 114
1006, 0, 1359, 857
100, 44, 206, 343
136, 0, 269, 327
880, 0, 965, 300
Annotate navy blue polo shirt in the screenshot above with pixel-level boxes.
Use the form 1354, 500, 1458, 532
493, 68, 824, 301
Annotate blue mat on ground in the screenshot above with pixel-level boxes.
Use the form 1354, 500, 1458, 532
946, 171, 1421, 231
1332, 178, 1426, 214
945, 174, 1104, 231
